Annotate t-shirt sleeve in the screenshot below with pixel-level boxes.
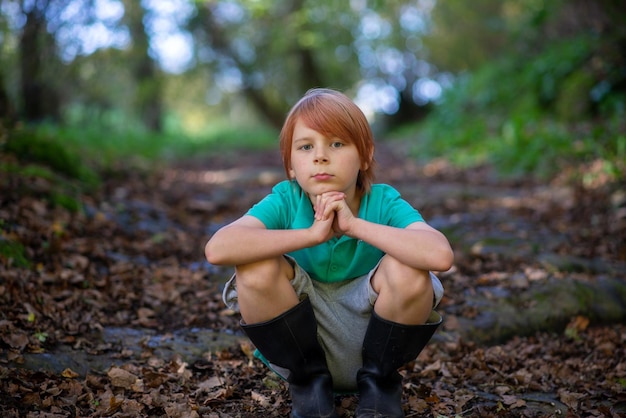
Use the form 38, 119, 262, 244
378, 184, 424, 228
245, 181, 292, 229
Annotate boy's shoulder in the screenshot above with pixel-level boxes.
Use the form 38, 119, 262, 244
271, 179, 302, 195
266, 180, 307, 205
363, 184, 405, 208
370, 183, 401, 197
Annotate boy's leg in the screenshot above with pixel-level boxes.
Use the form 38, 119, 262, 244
370, 254, 434, 324
233, 257, 338, 418
356, 255, 442, 418
235, 256, 300, 324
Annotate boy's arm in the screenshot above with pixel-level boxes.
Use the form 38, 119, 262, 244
347, 219, 453, 272
315, 191, 453, 272
205, 215, 332, 266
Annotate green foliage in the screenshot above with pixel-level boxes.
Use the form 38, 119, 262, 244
183, 122, 278, 153
33, 331, 48, 343
1, 103, 278, 216
393, 34, 625, 181
51, 110, 278, 166
0, 238, 30, 268
4, 128, 100, 189
1, 126, 104, 212
0, 159, 90, 213
424, 0, 511, 72
50, 192, 83, 213
3, 109, 277, 177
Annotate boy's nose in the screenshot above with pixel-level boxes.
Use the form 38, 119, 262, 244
314, 151, 329, 163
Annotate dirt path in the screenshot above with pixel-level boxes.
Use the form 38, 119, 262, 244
1, 143, 625, 417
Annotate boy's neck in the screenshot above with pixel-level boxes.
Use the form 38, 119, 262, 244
347, 191, 362, 216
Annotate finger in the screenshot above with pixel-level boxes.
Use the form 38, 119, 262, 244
316, 192, 346, 220
314, 195, 324, 220
323, 200, 345, 220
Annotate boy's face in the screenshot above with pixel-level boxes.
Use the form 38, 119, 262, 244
289, 118, 366, 203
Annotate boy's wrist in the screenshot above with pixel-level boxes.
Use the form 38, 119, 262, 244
307, 225, 330, 246
344, 217, 364, 239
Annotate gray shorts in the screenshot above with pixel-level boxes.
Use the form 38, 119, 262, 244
222, 256, 444, 392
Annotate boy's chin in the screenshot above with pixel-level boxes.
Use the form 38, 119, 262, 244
305, 187, 340, 197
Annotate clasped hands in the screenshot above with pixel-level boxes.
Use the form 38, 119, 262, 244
311, 191, 357, 241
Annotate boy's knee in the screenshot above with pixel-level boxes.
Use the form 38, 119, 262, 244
395, 270, 433, 300
235, 257, 292, 291
376, 257, 433, 298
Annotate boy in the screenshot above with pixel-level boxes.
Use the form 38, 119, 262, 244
205, 88, 453, 417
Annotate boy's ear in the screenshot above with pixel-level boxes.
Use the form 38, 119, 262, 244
361, 149, 374, 171
289, 168, 296, 178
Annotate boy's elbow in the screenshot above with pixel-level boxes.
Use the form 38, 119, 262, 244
204, 240, 226, 265
443, 248, 455, 271
434, 246, 454, 272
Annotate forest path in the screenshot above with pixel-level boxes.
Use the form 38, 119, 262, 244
2, 141, 625, 416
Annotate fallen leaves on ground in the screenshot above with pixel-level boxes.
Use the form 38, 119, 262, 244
1, 146, 625, 417
0, 326, 624, 416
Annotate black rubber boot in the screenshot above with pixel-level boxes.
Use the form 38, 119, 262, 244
355, 311, 442, 418
240, 296, 338, 418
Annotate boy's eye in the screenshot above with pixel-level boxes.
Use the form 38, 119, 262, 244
300, 144, 313, 151
331, 142, 344, 148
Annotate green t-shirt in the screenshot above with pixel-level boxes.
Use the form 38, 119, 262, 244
247, 180, 424, 283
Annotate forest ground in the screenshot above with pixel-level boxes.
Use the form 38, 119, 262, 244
1, 141, 625, 417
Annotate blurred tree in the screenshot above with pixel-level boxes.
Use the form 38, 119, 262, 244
187, 0, 444, 128
1, 0, 622, 135
0, 64, 16, 128
420, 0, 625, 119
409, 0, 625, 180
63, 47, 136, 127
18, 0, 62, 122
121, 0, 164, 132
423, 0, 509, 72
1, 0, 104, 124
1, 0, 163, 131
189, 0, 344, 127
519, 0, 626, 119
0, 0, 15, 127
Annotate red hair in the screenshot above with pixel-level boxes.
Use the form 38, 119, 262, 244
279, 88, 376, 194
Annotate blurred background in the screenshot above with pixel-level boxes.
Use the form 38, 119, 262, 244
0, 0, 624, 181
1, 3, 626, 415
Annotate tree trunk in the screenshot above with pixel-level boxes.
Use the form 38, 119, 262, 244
0, 66, 16, 128
200, 5, 286, 128
123, 0, 163, 132
19, 5, 60, 123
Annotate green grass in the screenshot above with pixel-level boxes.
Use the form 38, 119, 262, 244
0, 238, 30, 268
27, 119, 278, 170
4, 128, 100, 188
1, 118, 279, 212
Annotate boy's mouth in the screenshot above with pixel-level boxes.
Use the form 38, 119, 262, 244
312, 173, 333, 180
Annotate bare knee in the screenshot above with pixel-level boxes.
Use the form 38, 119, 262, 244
235, 257, 293, 293
372, 256, 434, 324
374, 256, 433, 300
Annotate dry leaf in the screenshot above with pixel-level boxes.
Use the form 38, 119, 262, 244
3, 332, 29, 350
107, 366, 137, 389
61, 368, 79, 379
251, 390, 270, 407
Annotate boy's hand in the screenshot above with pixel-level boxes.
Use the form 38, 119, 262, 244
314, 192, 356, 238
310, 211, 336, 243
